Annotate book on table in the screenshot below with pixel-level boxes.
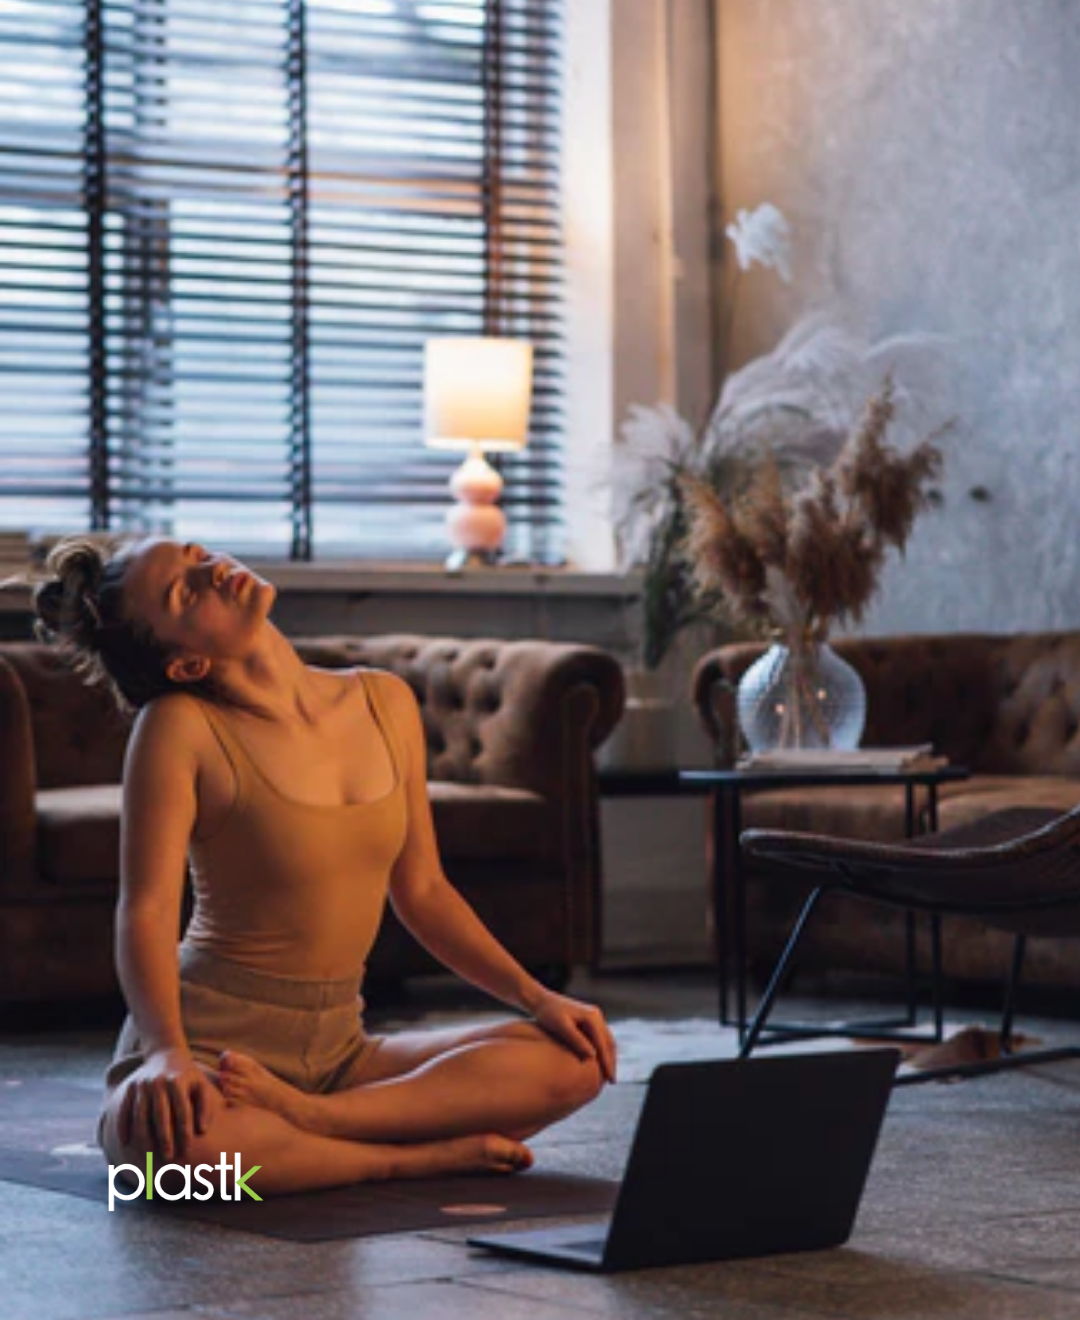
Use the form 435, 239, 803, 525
737, 745, 948, 774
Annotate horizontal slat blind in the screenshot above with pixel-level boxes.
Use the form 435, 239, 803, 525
305, 0, 565, 561
0, 0, 566, 562
0, 0, 92, 534
102, 0, 298, 552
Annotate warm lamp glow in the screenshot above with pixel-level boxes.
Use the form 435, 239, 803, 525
423, 337, 533, 452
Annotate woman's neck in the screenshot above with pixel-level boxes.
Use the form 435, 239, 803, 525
209, 627, 338, 727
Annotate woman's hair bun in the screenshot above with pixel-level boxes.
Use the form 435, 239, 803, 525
32, 577, 68, 636
33, 536, 113, 643
31, 533, 179, 716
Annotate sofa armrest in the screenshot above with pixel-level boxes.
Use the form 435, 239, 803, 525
691, 641, 769, 752
0, 656, 37, 891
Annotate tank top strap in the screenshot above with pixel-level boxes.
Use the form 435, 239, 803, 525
191, 698, 248, 808
357, 669, 407, 783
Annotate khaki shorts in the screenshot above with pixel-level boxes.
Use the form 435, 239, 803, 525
103, 944, 385, 1103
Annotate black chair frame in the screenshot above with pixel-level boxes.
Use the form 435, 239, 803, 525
739, 806, 1080, 1085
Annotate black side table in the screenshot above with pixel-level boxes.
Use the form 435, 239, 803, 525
679, 765, 970, 1045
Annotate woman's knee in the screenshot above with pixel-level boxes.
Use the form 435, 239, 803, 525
99, 1084, 262, 1172
509, 1023, 605, 1110
98, 1087, 140, 1167
543, 1045, 604, 1113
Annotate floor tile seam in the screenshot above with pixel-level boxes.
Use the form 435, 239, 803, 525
855, 1220, 1079, 1243
677, 1275, 1058, 1320
757, 1263, 1080, 1299
137, 1284, 360, 1320
976, 1204, 1080, 1223
207, 1274, 577, 1312
0, 1243, 349, 1289
966, 1268, 1080, 1296
720, 1256, 969, 1288
183, 1283, 422, 1314
80, 1269, 493, 1316
450, 1270, 620, 1314
453, 1268, 893, 1320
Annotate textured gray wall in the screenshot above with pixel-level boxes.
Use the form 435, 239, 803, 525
718, 0, 1080, 634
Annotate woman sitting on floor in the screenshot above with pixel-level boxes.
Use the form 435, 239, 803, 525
35, 536, 615, 1196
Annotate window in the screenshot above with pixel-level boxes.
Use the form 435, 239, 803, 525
0, 0, 565, 562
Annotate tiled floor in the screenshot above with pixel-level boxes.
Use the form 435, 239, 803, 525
4, 969, 1080, 1320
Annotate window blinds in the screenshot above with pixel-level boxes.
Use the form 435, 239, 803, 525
0, 0, 566, 562
0, 0, 92, 536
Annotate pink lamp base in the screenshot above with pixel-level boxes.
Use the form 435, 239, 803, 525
443, 450, 508, 570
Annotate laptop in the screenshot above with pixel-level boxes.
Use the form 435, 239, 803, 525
468, 1046, 900, 1273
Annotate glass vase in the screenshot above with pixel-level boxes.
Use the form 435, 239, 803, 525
737, 639, 866, 753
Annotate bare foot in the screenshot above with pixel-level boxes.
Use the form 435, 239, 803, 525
392, 1134, 534, 1180
218, 1051, 311, 1127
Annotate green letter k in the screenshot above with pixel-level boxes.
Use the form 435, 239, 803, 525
235, 1163, 263, 1201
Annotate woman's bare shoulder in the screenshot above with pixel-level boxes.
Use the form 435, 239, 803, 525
128, 691, 213, 761
360, 667, 418, 713
123, 694, 211, 832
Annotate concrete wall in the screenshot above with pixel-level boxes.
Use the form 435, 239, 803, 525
716, 0, 1080, 635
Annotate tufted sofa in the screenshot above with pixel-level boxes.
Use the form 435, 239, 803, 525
0, 635, 624, 1005
693, 632, 1080, 991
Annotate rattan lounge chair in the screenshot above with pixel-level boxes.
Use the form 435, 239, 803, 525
739, 804, 1080, 1083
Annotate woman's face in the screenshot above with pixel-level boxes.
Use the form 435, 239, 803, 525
120, 538, 276, 670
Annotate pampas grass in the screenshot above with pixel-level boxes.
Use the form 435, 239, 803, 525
703, 311, 952, 475
611, 238, 952, 669
683, 378, 945, 640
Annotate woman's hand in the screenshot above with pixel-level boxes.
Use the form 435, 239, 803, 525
117, 1047, 223, 1162
530, 990, 618, 1083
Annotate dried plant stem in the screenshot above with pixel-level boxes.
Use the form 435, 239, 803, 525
682, 379, 945, 640
779, 640, 833, 748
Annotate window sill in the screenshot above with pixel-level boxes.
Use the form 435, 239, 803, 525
255, 560, 639, 601
0, 562, 640, 615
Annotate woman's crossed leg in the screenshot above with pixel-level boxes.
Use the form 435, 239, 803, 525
99, 1068, 534, 1199
218, 1018, 605, 1143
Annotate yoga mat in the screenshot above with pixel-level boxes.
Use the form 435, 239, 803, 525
0, 1080, 618, 1241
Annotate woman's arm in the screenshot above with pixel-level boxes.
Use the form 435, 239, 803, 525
380, 674, 616, 1081
114, 696, 223, 1156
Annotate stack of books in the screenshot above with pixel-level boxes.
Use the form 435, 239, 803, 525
738, 744, 948, 773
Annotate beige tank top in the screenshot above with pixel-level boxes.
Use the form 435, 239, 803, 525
182, 671, 408, 980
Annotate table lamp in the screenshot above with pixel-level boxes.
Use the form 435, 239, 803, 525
423, 336, 533, 571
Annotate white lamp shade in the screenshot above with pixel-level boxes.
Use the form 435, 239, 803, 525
423, 337, 533, 452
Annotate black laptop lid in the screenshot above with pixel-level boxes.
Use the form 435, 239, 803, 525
602, 1048, 899, 1271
